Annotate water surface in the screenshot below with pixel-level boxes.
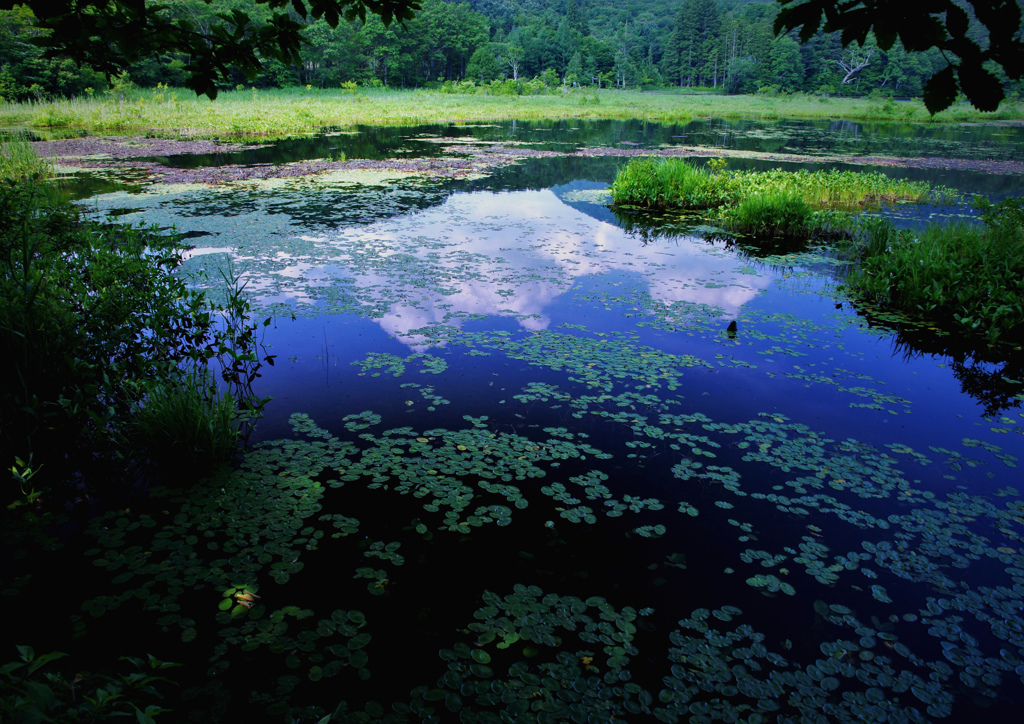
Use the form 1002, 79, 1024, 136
59, 121, 1024, 722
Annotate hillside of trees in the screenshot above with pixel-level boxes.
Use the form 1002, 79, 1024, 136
0, 0, 1012, 102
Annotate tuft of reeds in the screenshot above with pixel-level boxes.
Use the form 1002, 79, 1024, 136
611, 157, 938, 242
609, 157, 737, 210
0, 136, 55, 181
127, 369, 240, 475
719, 191, 815, 237
611, 158, 935, 214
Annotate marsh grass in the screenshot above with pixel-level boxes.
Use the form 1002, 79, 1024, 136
0, 136, 55, 180
611, 157, 935, 240
610, 157, 735, 210
612, 158, 933, 212
128, 369, 240, 476
845, 199, 1024, 345
723, 192, 816, 237
1, 87, 1020, 139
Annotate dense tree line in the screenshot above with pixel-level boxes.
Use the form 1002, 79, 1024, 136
0, 0, 1016, 100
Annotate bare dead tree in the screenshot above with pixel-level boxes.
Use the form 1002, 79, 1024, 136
837, 48, 874, 84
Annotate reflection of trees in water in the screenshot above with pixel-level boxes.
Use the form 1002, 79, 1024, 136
827, 120, 861, 137
879, 317, 1023, 418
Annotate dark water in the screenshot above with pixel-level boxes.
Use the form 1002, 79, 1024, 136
18, 121, 1024, 722
123, 117, 1024, 169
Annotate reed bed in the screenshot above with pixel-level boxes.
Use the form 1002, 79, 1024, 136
611, 157, 934, 215
2, 86, 1021, 139
0, 134, 55, 179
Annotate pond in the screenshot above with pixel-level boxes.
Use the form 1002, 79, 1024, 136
42, 119, 1024, 722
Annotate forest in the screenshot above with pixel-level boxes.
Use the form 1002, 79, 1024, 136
0, 0, 1006, 103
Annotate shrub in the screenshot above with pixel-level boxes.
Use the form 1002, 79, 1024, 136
0, 140, 273, 508
0, 645, 178, 723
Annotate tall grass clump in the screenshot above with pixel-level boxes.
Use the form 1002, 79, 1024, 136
720, 191, 815, 237
846, 197, 1024, 345
611, 158, 935, 215
611, 157, 938, 240
127, 370, 239, 474
610, 157, 737, 210
0, 137, 54, 180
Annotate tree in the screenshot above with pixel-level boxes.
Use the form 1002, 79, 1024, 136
836, 44, 873, 86
466, 43, 501, 82
774, 0, 1024, 112
0, 0, 422, 99
768, 35, 802, 91
564, 49, 582, 86
502, 42, 523, 80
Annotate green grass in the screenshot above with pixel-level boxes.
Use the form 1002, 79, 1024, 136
610, 157, 937, 239
1, 86, 1021, 139
845, 198, 1024, 346
722, 192, 817, 238
609, 156, 736, 210
611, 157, 935, 212
0, 136, 55, 180
128, 369, 240, 477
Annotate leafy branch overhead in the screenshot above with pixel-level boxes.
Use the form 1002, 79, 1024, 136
0, 0, 421, 99
774, 0, 1024, 113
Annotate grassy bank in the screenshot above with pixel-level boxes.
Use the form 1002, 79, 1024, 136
610, 156, 937, 238
1, 86, 1021, 139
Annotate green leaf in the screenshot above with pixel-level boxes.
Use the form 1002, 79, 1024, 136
25, 680, 57, 710
957, 62, 1005, 112
923, 65, 958, 114
26, 651, 67, 675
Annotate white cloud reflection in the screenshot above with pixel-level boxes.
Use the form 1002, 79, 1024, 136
274, 189, 772, 348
